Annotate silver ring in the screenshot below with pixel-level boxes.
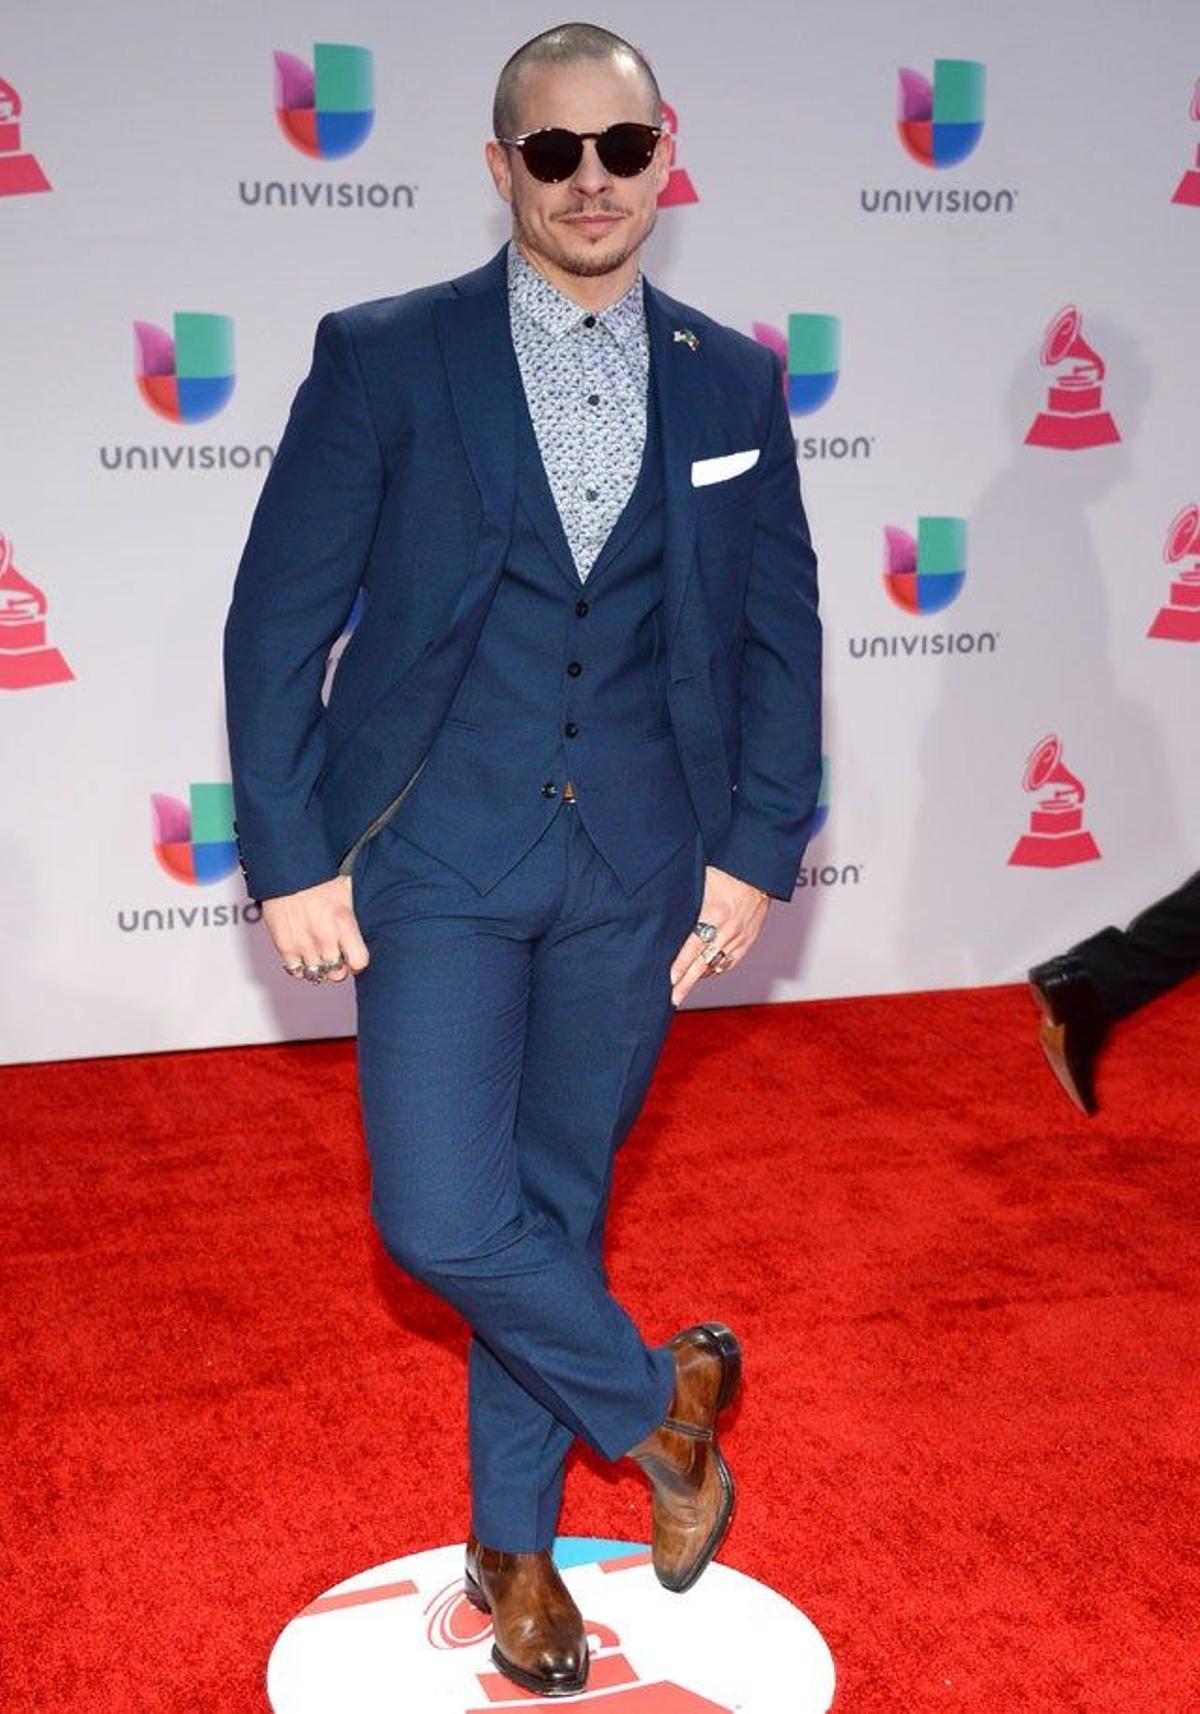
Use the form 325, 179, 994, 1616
302, 963, 326, 984
692, 920, 718, 943
319, 952, 345, 972
282, 960, 305, 976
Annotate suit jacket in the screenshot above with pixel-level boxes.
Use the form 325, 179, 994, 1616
222, 239, 822, 903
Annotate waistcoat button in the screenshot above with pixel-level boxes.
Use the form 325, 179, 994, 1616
575, 600, 589, 617
542, 781, 558, 798
564, 721, 579, 738
566, 661, 582, 677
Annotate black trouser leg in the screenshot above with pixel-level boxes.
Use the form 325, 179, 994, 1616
1071, 869, 1200, 1020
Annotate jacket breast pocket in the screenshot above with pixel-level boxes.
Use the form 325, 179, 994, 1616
692, 459, 761, 516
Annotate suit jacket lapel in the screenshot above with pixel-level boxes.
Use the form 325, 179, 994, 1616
432, 244, 517, 533
644, 278, 704, 653
436, 243, 585, 591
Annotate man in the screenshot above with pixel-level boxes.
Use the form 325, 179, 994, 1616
1029, 869, 1200, 1115
224, 22, 820, 1697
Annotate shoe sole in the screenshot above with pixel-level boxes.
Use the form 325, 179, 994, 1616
1038, 1019, 1095, 1115
1029, 983, 1097, 1115
659, 1321, 742, 1594
462, 1569, 590, 1697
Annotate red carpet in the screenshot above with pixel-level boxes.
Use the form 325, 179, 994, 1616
3, 982, 1198, 1712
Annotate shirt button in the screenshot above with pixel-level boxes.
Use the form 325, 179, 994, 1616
587, 392, 600, 405
566, 661, 582, 677
575, 599, 589, 617
542, 781, 558, 798
585, 487, 598, 501
564, 721, 579, 738
582, 314, 596, 327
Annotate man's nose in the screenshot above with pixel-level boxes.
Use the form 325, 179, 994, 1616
571, 137, 613, 194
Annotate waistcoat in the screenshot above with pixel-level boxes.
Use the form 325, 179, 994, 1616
374, 359, 700, 896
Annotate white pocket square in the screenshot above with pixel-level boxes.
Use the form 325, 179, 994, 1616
690, 447, 760, 487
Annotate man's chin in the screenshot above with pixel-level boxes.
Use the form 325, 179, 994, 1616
548, 229, 635, 277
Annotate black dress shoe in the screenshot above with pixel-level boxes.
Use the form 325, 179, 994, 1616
1027, 954, 1109, 1116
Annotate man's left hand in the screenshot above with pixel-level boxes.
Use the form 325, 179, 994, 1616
670, 865, 771, 1007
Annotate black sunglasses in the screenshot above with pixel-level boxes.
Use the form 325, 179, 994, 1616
497, 121, 663, 184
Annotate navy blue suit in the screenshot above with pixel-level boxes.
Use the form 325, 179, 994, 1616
223, 240, 821, 1550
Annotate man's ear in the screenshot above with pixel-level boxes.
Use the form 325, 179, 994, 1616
656, 130, 674, 193
485, 139, 514, 205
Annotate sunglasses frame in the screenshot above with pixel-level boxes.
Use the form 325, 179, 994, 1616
496, 121, 665, 183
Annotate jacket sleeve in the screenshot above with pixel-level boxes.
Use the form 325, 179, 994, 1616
707, 352, 823, 901
222, 310, 386, 901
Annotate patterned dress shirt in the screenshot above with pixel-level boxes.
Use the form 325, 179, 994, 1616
506, 236, 649, 583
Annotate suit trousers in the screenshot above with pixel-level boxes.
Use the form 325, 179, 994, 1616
351, 793, 706, 1551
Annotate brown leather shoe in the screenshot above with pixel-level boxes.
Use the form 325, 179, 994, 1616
624, 1321, 742, 1593
463, 1529, 588, 1697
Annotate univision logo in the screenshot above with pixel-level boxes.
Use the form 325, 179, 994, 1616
884, 515, 965, 614
752, 315, 874, 462
134, 313, 234, 423
898, 58, 985, 168
239, 43, 416, 211
151, 783, 238, 884
848, 514, 999, 659
117, 782, 262, 932
861, 57, 1016, 216
275, 43, 374, 159
752, 315, 839, 414
99, 311, 273, 473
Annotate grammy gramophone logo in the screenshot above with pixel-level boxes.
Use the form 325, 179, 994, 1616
1172, 77, 1200, 207
1025, 306, 1120, 451
0, 75, 52, 197
1148, 503, 1200, 642
0, 535, 73, 691
657, 100, 698, 207
1008, 735, 1101, 868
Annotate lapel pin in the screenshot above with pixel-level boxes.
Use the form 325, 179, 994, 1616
673, 327, 700, 352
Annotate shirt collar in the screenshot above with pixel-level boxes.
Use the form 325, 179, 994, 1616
506, 237, 644, 345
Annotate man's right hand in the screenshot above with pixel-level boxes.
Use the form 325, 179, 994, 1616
261, 874, 369, 984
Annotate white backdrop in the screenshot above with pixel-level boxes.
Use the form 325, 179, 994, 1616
2, 0, 1197, 1064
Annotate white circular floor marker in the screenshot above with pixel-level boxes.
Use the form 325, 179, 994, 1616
267, 1535, 836, 1711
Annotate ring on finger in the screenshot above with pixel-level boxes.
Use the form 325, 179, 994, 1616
319, 952, 345, 972
302, 963, 326, 983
